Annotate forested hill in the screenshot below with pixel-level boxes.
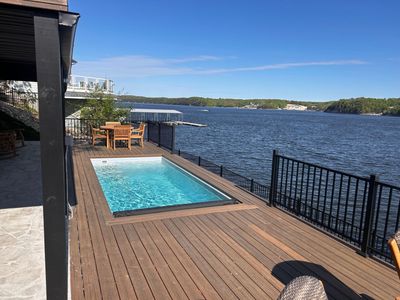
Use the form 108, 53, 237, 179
324, 98, 400, 116
118, 95, 400, 116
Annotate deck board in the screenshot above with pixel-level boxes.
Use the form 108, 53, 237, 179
70, 142, 399, 299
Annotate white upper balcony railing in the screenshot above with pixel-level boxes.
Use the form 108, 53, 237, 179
67, 75, 114, 94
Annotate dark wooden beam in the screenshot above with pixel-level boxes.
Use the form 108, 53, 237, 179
34, 14, 68, 300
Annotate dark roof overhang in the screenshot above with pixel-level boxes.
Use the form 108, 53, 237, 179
0, 3, 79, 83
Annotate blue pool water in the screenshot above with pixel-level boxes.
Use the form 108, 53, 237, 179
91, 157, 231, 214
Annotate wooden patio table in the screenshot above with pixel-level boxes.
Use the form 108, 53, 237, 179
99, 125, 116, 149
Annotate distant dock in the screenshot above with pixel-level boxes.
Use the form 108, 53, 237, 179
166, 121, 207, 127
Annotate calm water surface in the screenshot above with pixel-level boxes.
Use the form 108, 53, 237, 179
131, 103, 400, 186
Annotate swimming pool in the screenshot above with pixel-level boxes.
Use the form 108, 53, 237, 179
91, 157, 234, 216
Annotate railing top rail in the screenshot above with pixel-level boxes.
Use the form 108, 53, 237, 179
376, 181, 400, 190
277, 153, 368, 181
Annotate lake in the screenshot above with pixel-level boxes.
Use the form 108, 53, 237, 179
128, 103, 400, 186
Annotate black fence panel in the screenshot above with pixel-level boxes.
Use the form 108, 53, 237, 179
370, 182, 400, 261
269, 151, 400, 264
65, 118, 106, 141
177, 150, 270, 205
147, 121, 175, 151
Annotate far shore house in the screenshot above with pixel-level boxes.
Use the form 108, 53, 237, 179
0, 0, 78, 299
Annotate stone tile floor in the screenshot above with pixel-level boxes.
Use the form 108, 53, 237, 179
0, 142, 45, 299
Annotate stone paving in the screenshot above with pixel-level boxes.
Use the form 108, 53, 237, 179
0, 142, 45, 299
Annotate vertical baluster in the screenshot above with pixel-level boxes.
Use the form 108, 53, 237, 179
322, 171, 330, 226
372, 184, 383, 250
316, 169, 323, 223
381, 187, 393, 254
298, 163, 305, 215
335, 174, 344, 232
350, 178, 359, 241
310, 167, 317, 219
294, 161, 300, 214
328, 172, 336, 228
278, 157, 285, 204
304, 164, 311, 217
358, 180, 369, 243
284, 158, 289, 208
289, 160, 295, 211
342, 176, 352, 237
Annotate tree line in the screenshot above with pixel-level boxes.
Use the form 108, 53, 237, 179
117, 95, 400, 116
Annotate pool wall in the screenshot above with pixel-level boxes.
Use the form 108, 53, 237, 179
91, 156, 238, 217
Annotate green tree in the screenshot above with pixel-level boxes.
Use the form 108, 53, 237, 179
80, 88, 128, 122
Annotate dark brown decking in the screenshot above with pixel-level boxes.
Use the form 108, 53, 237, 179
70, 142, 399, 299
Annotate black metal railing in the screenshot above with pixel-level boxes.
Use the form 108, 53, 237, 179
147, 121, 176, 152
65, 118, 106, 140
0, 87, 38, 110
177, 149, 270, 202
269, 150, 400, 263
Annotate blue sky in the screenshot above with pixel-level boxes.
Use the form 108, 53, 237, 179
70, 1, 400, 101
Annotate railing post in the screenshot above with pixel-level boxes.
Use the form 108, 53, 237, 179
250, 179, 254, 193
358, 174, 378, 257
171, 124, 176, 154
220, 165, 223, 177
146, 122, 150, 142
269, 150, 279, 207
157, 122, 161, 147
198, 156, 201, 166
178, 149, 181, 156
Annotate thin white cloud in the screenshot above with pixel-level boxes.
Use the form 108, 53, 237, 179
72, 55, 367, 78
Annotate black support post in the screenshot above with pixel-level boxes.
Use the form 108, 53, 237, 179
171, 124, 176, 153
158, 122, 161, 147
220, 165, 223, 177
269, 150, 279, 206
359, 174, 378, 256
34, 15, 68, 300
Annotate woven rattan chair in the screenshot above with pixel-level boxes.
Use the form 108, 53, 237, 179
130, 123, 146, 148
278, 276, 328, 300
113, 125, 132, 150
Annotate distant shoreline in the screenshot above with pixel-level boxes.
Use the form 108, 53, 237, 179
117, 95, 400, 117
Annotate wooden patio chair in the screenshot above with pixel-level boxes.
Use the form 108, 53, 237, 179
91, 126, 107, 146
113, 125, 132, 150
388, 231, 400, 299
105, 121, 121, 126
130, 123, 146, 148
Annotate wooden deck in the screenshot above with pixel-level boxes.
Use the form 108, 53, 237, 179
70, 142, 399, 299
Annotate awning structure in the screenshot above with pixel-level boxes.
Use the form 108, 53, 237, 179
130, 108, 183, 122
0, 3, 79, 299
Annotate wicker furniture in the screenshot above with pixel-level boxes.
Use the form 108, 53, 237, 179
130, 123, 146, 148
278, 276, 328, 300
14, 128, 24, 147
112, 125, 132, 150
0, 131, 17, 157
92, 127, 107, 146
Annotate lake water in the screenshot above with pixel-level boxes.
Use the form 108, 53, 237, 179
129, 103, 400, 187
